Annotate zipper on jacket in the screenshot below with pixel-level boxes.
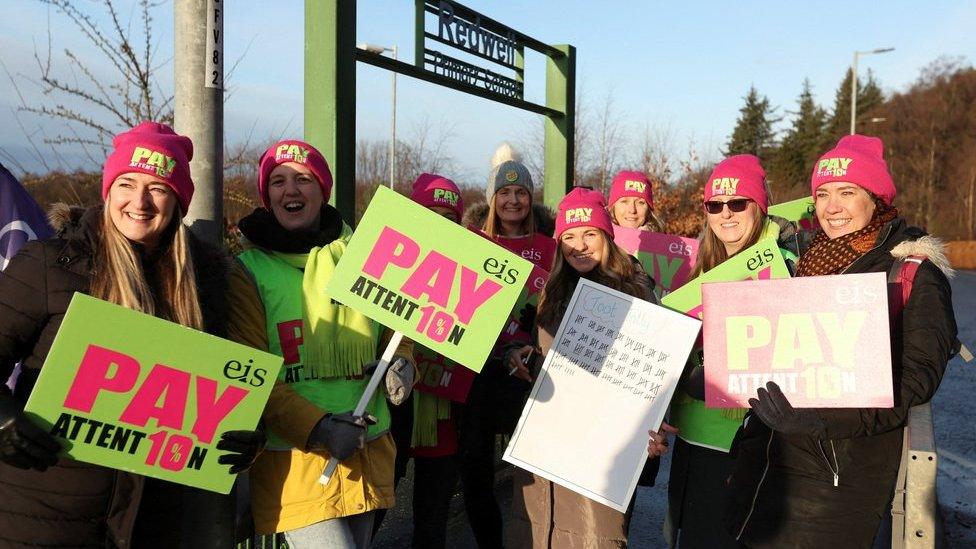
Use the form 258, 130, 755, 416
735, 428, 774, 541
817, 440, 840, 487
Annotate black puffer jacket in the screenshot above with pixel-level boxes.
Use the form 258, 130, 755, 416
725, 218, 959, 549
0, 205, 234, 548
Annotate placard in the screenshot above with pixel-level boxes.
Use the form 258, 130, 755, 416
768, 197, 818, 231
326, 186, 533, 372
24, 293, 283, 493
504, 279, 701, 512
613, 226, 699, 294
702, 272, 893, 408
661, 238, 791, 321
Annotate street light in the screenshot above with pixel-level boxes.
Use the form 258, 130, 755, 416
358, 43, 398, 189
851, 47, 894, 134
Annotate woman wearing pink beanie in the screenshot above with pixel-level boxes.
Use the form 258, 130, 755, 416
505, 187, 663, 548
727, 135, 958, 547
607, 170, 665, 232
231, 139, 415, 548
0, 121, 262, 547
664, 153, 800, 549
458, 143, 556, 549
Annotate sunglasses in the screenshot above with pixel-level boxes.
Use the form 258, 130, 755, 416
704, 198, 752, 214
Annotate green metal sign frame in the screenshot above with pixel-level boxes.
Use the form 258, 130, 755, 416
305, 0, 576, 224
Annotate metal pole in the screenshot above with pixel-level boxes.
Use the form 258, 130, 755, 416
174, 11, 232, 542
850, 51, 859, 135
174, 0, 223, 244
306, 0, 357, 226
390, 46, 397, 189
544, 45, 576, 210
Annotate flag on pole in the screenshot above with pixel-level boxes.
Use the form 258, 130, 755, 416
0, 162, 53, 392
0, 162, 53, 271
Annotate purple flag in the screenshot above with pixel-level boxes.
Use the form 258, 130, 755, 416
0, 162, 53, 271
1, 162, 52, 392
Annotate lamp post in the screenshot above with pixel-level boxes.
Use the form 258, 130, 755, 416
358, 43, 398, 188
851, 47, 894, 135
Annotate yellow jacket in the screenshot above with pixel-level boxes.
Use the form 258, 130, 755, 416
227, 262, 410, 534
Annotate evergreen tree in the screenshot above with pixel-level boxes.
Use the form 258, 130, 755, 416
725, 86, 779, 163
824, 68, 884, 145
772, 79, 828, 192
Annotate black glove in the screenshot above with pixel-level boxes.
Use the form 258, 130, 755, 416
364, 357, 414, 406
216, 429, 266, 474
748, 382, 826, 437
306, 412, 377, 461
0, 395, 61, 471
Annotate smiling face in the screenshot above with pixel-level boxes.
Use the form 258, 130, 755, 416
107, 172, 179, 251
267, 162, 324, 232
559, 226, 608, 274
814, 181, 877, 239
611, 197, 650, 229
494, 185, 531, 228
704, 195, 760, 255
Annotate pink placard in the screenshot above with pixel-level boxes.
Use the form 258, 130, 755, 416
702, 272, 893, 408
612, 226, 699, 293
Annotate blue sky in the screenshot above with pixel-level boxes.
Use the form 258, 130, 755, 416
1, 0, 973, 188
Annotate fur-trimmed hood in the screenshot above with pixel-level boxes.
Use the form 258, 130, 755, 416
461, 201, 555, 237
891, 235, 954, 278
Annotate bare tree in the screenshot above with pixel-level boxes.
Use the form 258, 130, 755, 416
23, 0, 172, 157
632, 122, 676, 187
591, 91, 625, 192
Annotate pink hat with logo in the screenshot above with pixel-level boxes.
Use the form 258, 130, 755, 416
410, 173, 464, 220
703, 154, 769, 213
555, 187, 615, 238
608, 170, 653, 209
258, 139, 333, 208
811, 134, 895, 205
102, 121, 194, 214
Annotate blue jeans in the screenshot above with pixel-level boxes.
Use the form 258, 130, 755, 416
282, 512, 376, 549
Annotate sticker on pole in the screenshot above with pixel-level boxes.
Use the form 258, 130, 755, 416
702, 272, 893, 408
326, 186, 532, 372
24, 293, 283, 493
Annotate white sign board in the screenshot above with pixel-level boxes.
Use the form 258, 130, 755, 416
503, 278, 701, 512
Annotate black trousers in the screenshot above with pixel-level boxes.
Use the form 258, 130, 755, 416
458, 372, 530, 549
667, 437, 746, 549
412, 454, 459, 549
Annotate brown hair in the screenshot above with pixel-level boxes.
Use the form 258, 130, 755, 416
689, 204, 767, 279
483, 188, 535, 238
90, 201, 203, 330
537, 230, 650, 330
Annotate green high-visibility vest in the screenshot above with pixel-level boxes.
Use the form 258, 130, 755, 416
238, 249, 389, 449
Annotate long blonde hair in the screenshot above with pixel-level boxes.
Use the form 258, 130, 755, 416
90, 202, 203, 330
689, 205, 766, 279
483, 190, 536, 238
537, 230, 649, 330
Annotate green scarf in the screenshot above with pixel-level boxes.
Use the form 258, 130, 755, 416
412, 391, 452, 448
271, 224, 376, 378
